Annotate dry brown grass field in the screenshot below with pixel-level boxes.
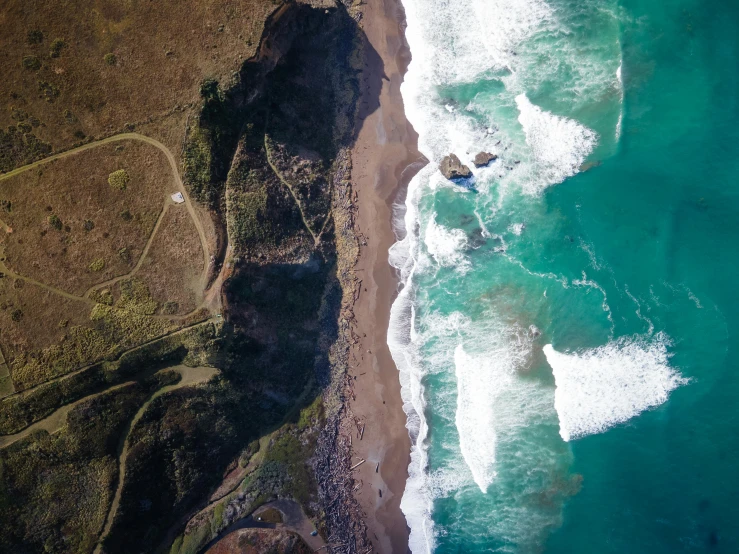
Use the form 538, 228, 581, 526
0, 134, 210, 394
0, 0, 277, 164
0, 140, 174, 294
0, 276, 90, 355
125, 204, 206, 316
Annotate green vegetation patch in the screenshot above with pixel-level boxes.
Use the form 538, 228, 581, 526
0, 126, 52, 172
183, 124, 216, 204
1, 323, 219, 435
49, 38, 65, 58
22, 56, 41, 71
37, 80, 60, 102
90, 288, 113, 306
88, 258, 105, 272
116, 278, 158, 315
104, 53, 117, 66
0, 384, 147, 553
9, 280, 172, 390
26, 30, 43, 45
0, 365, 104, 435
108, 169, 130, 190
48, 214, 62, 230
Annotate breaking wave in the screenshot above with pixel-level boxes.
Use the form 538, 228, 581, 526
544, 333, 689, 441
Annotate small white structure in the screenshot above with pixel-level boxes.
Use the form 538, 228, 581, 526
171, 192, 185, 204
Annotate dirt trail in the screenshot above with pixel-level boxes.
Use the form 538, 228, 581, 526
0, 317, 216, 411
94, 365, 219, 554
200, 499, 325, 554
0, 132, 211, 300
0, 255, 95, 305
83, 199, 170, 298
263, 135, 318, 243
0, 381, 136, 449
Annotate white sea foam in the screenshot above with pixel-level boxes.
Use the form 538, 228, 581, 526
388, 162, 436, 553
624, 286, 655, 335
616, 60, 624, 141
515, 94, 598, 193
544, 333, 689, 441
454, 321, 537, 493
509, 222, 525, 236
455, 345, 500, 492
474, 209, 492, 238
424, 217, 469, 271
572, 271, 614, 332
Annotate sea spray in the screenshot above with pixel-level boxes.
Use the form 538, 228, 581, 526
544, 334, 689, 441
515, 94, 598, 193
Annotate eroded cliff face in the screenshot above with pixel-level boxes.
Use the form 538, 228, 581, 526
150, 2, 378, 553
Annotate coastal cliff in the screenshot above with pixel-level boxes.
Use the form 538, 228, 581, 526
0, 0, 407, 551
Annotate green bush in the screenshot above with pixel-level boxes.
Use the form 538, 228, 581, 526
83, 219, 94, 231
50, 38, 65, 58
108, 169, 130, 190
10, 309, 23, 322
10, 109, 28, 122
27, 30, 44, 45
104, 53, 117, 66
89, 258, 105, 272
48, 214, 62, 230
37, 81, 60, 102
22, 56, 41, 71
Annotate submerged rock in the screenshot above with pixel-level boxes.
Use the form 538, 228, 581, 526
473, 151, 497, 167
439, 154, 472, 180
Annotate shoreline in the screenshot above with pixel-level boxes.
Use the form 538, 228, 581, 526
347, 0, 425, 550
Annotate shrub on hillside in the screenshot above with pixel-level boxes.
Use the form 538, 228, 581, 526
108, 169, 130, 190
27, 30, 44, 45
22, 56, 41, 71
48, 214, 62, 230
50, 38, 66, 58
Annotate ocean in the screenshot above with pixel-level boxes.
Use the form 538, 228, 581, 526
387, 0, 739, 551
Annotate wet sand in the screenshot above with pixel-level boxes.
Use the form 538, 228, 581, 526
348, 0, 425, 550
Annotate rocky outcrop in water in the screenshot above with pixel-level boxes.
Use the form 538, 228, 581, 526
440, 154, 472, 180
473, 151, 497, 167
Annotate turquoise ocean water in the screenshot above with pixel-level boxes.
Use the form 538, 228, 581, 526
388, 0, 739, 551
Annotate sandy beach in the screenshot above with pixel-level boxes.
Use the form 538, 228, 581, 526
347, 0, 425, 550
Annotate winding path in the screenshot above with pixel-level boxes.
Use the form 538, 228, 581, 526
0, 132, 218, 399
0, 132, 211, 302
0, 317, 216, 417
0, 381, 135, 449
199, 499, 325, 554
262, 121, 332, 246
94, 365, 220, 554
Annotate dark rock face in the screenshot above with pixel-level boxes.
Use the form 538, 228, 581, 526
473, 151, 497, 167
439, 154, 472, 180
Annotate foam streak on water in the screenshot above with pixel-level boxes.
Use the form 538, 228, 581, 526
544, 334, 689, 441
515, 94, 598, 193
